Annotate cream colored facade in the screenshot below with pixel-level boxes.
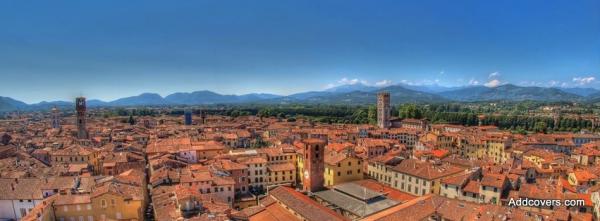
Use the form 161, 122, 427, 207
324, 157, 362, 186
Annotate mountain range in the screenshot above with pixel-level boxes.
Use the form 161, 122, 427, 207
2, 84, 600, 112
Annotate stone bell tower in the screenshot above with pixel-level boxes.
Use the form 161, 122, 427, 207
51, 106, 60, 129
75, 97, 88, 139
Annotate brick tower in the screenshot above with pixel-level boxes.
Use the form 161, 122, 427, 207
75, 97, 88, 139
377, 92, 391, 128
302, 138, 326, 192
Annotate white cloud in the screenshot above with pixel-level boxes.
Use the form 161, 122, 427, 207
374, 80, 393, 87
572, 76, 596, 85
337, 77, 367, 85
325, 77, 393, 89
468, 78, 480, 85
324, 83, 336, 89
548, 80, 560, 87
484, 79, 501, 87
488, 72, 500, 79
400, 79, 414, 85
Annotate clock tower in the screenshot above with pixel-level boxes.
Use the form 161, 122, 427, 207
302, 138, 326, 192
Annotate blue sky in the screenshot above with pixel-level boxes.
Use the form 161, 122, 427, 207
0, 0, 599, 103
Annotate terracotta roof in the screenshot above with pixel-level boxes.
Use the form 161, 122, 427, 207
54, 194, 91, 205
269, 186, 347, 221
391, 159, 464, 180
480, 174, 506, 188
91, 182, 143, 201
267, 163, 295, 172
353, 179, 417, 203
324, 151, 352, 165
249, 201, 302, 221
462, 180, 480, 193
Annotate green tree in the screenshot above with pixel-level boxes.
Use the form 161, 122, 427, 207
534, 121, 547, 133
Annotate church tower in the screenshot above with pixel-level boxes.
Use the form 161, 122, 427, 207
51, 106, 60, 129
75, 97, 88, 139
377, 92, 391, 128
302, 138, 326, 192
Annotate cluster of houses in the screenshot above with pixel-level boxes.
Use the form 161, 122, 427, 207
1, 106, 600, 221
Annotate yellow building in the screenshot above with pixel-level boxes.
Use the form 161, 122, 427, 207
266, 162, 296, 187
53, 195, 94, 221
90, 182, 145, 221
324, 152, 363, 186
51, 181, 145, 221
483, 134, 512, 163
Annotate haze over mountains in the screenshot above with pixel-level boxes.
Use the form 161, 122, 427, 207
2, 83, 600, 112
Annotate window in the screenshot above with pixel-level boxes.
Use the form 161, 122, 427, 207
116, 212, 122, 219
20, 208, 27, 217
77, 205, 81, 211
64, 205, 69, 211
87, 204, 92, 210
88, 216, 94, 221
110, 199, 115, 206
101, 200, 106, 208
337, 172, 341, 176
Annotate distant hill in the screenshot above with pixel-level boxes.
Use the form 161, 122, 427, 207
163, 91, 279, 104
439, 84, 583, 102
558, 87, 600, 97
324, 83, 379, 93
287, 91, 336, 100
399, 84, 466, 93
0, 96, 28, 112
110, 93, 168, 106
291, 85, 448, 104
1, 84, 597, 112
585, 91, 600, 103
